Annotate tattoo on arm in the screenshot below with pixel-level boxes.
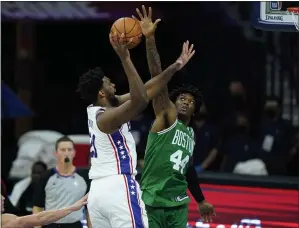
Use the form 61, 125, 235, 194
146, 36, 170, 114
146, 36, 162, 77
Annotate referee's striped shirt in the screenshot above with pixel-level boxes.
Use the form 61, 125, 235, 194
33, 168, 90, 224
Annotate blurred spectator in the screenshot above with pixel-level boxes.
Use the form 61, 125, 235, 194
287, 130, 299, 176
221, 81, 249, 141
1, 179, 19, 214
220, 114, 259, 173
257, 96, 297, 175
229, 81, 247, 113
193, 104, 219, 172
10, 161, 47, 216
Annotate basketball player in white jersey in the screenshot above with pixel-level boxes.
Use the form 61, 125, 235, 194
77, 31, 195, 228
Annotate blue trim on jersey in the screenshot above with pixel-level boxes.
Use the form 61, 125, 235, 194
110, 130, 131, 174
53, 167, 77, 178
125, 175, 144, 228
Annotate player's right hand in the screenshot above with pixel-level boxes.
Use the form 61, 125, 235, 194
69, 194, 88, 211
133, 5, 161, 38
109, 32, 132, 60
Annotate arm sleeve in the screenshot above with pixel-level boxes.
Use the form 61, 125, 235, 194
186, 164, 205, 203
32, 170, 52, 208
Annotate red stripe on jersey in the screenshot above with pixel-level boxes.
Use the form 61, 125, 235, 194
107, 135, 120, 174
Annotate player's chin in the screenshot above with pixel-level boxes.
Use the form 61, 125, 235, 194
178, 110, 189, 117
178, 110, 193, 118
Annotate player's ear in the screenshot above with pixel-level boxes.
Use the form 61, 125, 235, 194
98, 90, 105, 98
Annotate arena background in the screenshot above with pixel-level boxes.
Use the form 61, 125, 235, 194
1, 2, 299, 228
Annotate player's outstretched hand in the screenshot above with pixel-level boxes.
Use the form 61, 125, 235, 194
69, 194, 88, 212
109, 32, 132, 60
133, 5, 161, 38
197, 200, 216, 223
175, 41, 195, 71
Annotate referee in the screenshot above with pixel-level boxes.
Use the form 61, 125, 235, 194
33, 136, 91, 228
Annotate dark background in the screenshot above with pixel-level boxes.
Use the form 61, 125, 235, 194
1, 2, 298, 179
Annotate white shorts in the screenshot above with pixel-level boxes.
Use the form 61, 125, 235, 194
87, 175, 148, 228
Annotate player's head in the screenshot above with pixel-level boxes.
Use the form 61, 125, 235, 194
1, 195, 4, 213
31, 161, 47, 184
170, 84, 202, 124
77, 67, 117, 106
55, 136, 76, 165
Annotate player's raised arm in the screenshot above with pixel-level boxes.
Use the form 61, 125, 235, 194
136, 5, 170, 116
117, 42, 195, 108
96, 33, 149, 134
118, 6, 195, 117
2, 195, 88, 228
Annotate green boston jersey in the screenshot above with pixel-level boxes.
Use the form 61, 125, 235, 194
141, 119, 195, 207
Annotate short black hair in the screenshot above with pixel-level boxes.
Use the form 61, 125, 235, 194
55, 136, 75, 150
32, 161, 47, 171
77, 67, 105, 104
170, 84, 202, 113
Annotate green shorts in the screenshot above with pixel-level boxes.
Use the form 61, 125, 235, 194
145, 204, 188, 228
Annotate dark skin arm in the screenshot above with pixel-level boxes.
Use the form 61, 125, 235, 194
136, 6, 176, 131
97, 33, 149, 134
119, 6, 195, 132
149, 40, 195, 133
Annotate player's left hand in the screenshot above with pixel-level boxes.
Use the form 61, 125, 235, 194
197, 200, 215, 223
175, 41, 195, 71
133, 5, 161, 38
109, 32, 132, 60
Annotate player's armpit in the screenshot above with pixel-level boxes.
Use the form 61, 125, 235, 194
151, 107, 177, 133
97, 100, 147, 134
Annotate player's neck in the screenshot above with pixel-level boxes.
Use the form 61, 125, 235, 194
178, 115, 191, 126
56, 164, 76, 175
97, 97, 119, 107
96, 99, 112, 108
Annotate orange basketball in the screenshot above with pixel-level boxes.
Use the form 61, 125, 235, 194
110, 17, 142, 49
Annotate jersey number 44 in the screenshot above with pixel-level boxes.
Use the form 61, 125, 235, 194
170, 150, 190, 174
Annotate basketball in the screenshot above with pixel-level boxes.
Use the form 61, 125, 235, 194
110, 17, 142, 49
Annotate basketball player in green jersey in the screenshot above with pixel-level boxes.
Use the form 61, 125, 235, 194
134, 6, 215, 227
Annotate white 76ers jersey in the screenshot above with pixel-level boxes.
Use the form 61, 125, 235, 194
87, 105, 137, 179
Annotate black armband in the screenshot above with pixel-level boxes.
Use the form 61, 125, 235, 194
186, 165, 205, 203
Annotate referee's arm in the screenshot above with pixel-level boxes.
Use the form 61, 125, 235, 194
32, 171, 49, 228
